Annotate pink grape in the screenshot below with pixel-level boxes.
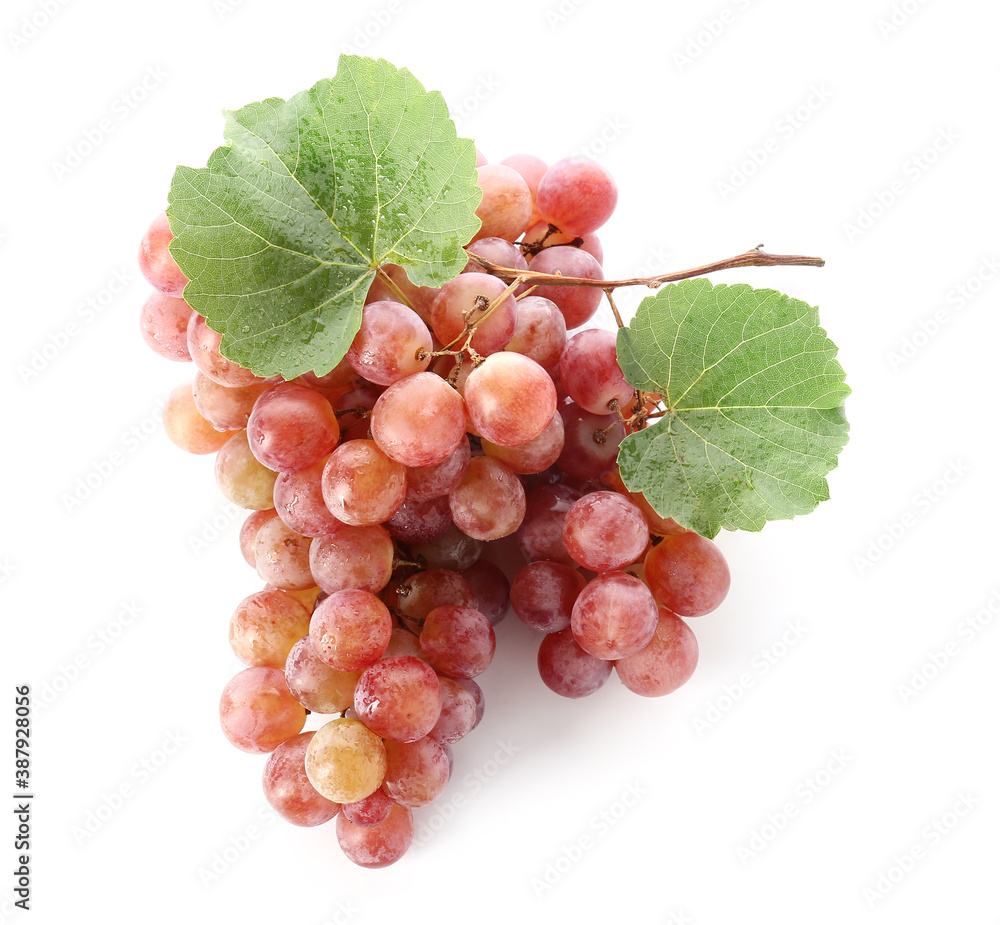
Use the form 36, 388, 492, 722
459, 560, 510, 626
309, 525, 394, 595
429, 677, 480, 745
370, 372, 466, 467
262, 732, 341, 827
284, 636, 362, 714
247, 381, 341, 472
457, 678, 485, 728
557, 405, 623, 481
364, 264, 439, 323
383, 568, 478, 633
503, 295, 567, 369
354, 656, 443, 743
499, 153, 548, 223
536, 156, 618, 235
615, 608, 699, 697
216, 431, 278, 509
310, 589, 392, 672
510, 561, 587, 633
254, 518, 313, 590
537, 627, 613, 698
163, 381, 236, 455
385, 493, 453, 545
229, 589, 312, 669
332, 381, 381, 441
521, 220, 604, 264
186, 313, 265, 388
643, 532, 731, 617
516, 484, 581, 565
419, 605, 495, 679
471, 164, 533, 242
272, 458, 343, 537
341, 788, 394, 828
449, 456, 526, 541
322, 439, 406, 527
219, 666, 306, 754
347, 300, 432, 386
464, 352, 556, 447
382, 736, 451, 808
571, 572, 659, 660
527, 246, 604, 329
410, 524, 483, 571
336, 802, 413, 869
381, 628, 423, 660
405, 437, 471, 503
139, 291, 193, 361
192, 372, 269, 432
481, 409, 564, 474
138, 211, 188, 296
239, 509, 279, 566
429, 274, 518, 356
559, 328, 634, 415
463, 236, 529, 284
562, 490, 649, 572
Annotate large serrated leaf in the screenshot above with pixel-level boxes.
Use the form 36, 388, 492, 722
616, 279, 850, 538
166, 55, 482, 379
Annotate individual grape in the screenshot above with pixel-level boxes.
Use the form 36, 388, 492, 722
296, 354, 358, 396
457, 678, 485, 728
385, 493, 453, 545
563, 490, 649, 573
481, 409, 564, 474
347, 300, 433, 386
510, 561, 587, 633
139, 291, 193, 361
263, 732, 341, 827
428, 676, 480, 745
322, 439, 406, 527
615, 608, 699, 697
571, 572, 659, 660
332, 381, 381, 441
471, 164, 532, 242
381, 627, 423, 660
254, 519, 313, 590
419, 605, 495, 679
163, 381, 236, 455
429, 274, 518, 356
382, 736, 451, 808
559, 328, 635, 415
239, 509, 279, 567
341, 787, 394, 828
186, 313, 265, 388
516, 484, 581, 565
370, 372, 466, 467
409, 524, 483, 571
364, 264, 439, 323
463, 236, 530, 287
527, 246, 604, 329
272, 458, 343, 537
521, 220, 604, 264
284, 636, 363, 714
449, 456, 526, 541
536, 156, 618, 235
137, 211, 188, 296
247, 381, 340, 472
503, 295, 567, 369
309, 525, 394, 595
499, 153, 548, 224
643, 532, 731, 617
464, 352, 556, 447
229, 589, 312, 669
310, 589, 392, 672
557, 405, 623, 481
305, 717, 387, 804
354, 656, 443, 743
281, 585, 322, 610
192, 372, 269, 432
537, 627, 613, 698
219, 666, 306, 754
460, 560, 510, 626
405, 437, 471, 503
336, 802, 414, 869
383, 569, 478, 634
215, 431, 279, 509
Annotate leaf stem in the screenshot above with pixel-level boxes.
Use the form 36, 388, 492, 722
468, 244, 825, 292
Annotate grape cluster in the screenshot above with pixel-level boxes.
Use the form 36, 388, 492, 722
139, 151, 730, 868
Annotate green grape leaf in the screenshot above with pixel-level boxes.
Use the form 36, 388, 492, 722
166, 55, 482, 379
616, 279, 850, 538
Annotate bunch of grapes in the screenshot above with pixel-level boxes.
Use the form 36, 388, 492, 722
138, 151, 730, 868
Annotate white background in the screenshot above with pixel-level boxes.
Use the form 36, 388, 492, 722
2, 0, 998, 923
